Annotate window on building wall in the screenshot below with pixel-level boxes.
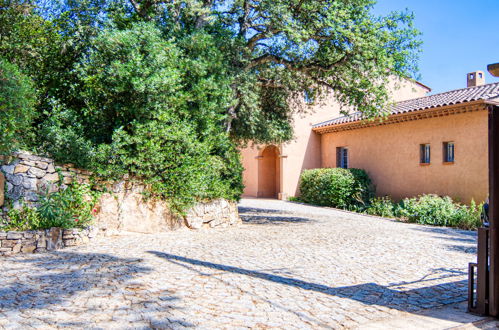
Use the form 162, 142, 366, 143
443, 142, 455, 163
420, 144, 430, 164
336, 147, 349, 169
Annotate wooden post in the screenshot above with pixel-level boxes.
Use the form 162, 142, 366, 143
489, 105, 499, 316
476, 228, 489, 314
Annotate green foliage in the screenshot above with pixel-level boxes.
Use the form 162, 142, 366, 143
0, 181, 99, 231
396, 195, 457, 226
37, 23, 243, 212
395, 194, 482, 229
1, 1, 421, 210
0, 58, 37, 154
37, 181, 99, 229
365, 196, 396, 218
298, 168, 482, 230
299, 168, 374, 209
19, 0, 420, 146
452, 200, 483, 230
2, 203, 41, 231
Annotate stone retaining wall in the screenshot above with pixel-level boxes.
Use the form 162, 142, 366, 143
0, 152, 89, 211
1, 151, 241, 238
0, 227, 97, 256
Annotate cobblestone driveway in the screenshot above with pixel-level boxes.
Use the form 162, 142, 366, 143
0, 199, 477, 329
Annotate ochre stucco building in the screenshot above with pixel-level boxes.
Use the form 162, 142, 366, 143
241, 72, 499, 204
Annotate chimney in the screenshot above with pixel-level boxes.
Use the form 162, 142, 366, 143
467, 71, 485, 87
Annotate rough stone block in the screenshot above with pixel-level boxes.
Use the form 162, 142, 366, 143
1, 165, 15, 175
28, 167, 46, 179
21, 245, 36, 253
12, 244, 21, 253
2, 239, 20, 248
46, 163, 56, 173
22, 177, 37, 190
21, 160, 36, 166
64, 239, 77, 246
14, 165, 30, 174
7, 174, 23, 186
43, 173, 59, 182
6, 232, 22, 240
35, 161, 48, 170
25, 191, 39, 202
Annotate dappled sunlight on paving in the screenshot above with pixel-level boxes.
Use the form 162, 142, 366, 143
0, 199, 478, 328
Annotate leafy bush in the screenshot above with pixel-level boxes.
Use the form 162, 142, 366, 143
452, 200, 483, 230
297, 174, 483, 230
299, 168, 374, 209
0, 181, 99, 231
2, 204, 41, 231
0, 58, 36, 154
396, 195, 457, 226
37, 23, 243, 213
36, 181, 99, 229
365, 196, 396, 218
395, 194, 482, 229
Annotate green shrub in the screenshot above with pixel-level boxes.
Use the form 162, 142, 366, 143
0, 181, 99, 231
299, 168, 374, 209
2, 203, 41, 231
452, 200, 482, 230
396, 195, 457, 226
36, 181, 99, 229
365, 196, 396, 218
36, 23, 243, 213
0, 58, 36, 154
395, 194, 482, 229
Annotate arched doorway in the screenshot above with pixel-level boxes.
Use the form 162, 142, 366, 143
258, 145, 281, 198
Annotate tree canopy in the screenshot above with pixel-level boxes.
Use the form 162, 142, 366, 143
0, 0, 421, 209
0, 58, 36, 154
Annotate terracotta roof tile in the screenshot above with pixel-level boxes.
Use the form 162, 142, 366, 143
313, 82, 499, 128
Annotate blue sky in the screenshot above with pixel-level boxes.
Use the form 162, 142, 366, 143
374, 0, 499, 94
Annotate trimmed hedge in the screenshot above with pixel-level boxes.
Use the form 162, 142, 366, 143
299, 168, 374, 209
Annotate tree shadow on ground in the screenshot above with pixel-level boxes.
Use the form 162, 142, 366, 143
149, 251, 470, 321
410, 226, 478, 255
238, 206, 291, 215
445, 244, 477, 254
240, 214, 314, 225
0, 251, 193, 328
239, 206, 315, 225
410, 226, 477, 242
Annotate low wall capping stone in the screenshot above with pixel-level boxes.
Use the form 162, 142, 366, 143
1, 151, 241, 248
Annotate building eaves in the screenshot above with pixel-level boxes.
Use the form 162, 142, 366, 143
313, 82, 499, 130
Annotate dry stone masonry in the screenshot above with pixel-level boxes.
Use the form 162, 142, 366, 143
0, 152, 89, 212
0, 151, 241, 255
0, 227, 97, 256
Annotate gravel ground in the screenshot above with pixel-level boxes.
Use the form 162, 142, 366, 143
0, 198, 477, 329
